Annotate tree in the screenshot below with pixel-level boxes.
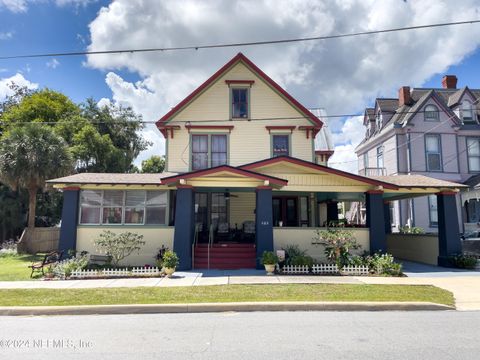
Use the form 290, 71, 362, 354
94, 230, 146, 267
0, 124, 73, 228
141, 155, 165, 173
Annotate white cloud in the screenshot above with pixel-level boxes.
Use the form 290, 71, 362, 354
55, 0, 97, 7
0, 73, 38, 99
0, 31, 13, 40
46, 58, 60, 69
328, 144, 359, 174
0, 0, 27, 12
85, 0, 480, 166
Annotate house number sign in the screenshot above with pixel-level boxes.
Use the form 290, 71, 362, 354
261, 221, 269, 226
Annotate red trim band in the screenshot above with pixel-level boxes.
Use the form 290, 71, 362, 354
437, 190, 457, 196
256, 185, 273, 190
176, 185, 195, 189
366, 190, 384, 194
63, 186, 81, 191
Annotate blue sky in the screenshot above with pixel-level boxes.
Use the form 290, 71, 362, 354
1, 0, 480, 172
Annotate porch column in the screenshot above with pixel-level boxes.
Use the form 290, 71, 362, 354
173, 186, 195, 270
326, 201, 339, 223
384, 201, 392, 234
58, 187, 80, 254
365, 190, 386, 253
437, 191, 462, 267
255, 186, 274, 269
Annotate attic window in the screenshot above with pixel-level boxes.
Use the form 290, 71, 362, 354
375, 111, 383, 131
462, 100, 476, 124
231, 88, 249, 119
424, 104, 439, 121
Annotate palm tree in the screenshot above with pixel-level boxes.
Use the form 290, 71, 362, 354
0, 124, 73, 229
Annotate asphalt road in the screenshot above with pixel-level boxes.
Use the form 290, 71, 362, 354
0, 311, 479, 359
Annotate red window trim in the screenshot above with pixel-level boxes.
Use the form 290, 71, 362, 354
185, 125, 234, 133
265, 126, 296, 134
298, 126, 321, 139
157, 125, 181, 139
225, 80, 255, 85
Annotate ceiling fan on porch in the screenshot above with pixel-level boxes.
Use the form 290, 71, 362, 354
224, 190, 239, 200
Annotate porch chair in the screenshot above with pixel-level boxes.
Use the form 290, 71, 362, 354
216, 222, 231, 242
242, 221, 256, 242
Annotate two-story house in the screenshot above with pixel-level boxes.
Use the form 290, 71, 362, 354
49, 54, 465, 270
356, 75, 480, 233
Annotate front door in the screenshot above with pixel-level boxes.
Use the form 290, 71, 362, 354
272, 197, 298, 227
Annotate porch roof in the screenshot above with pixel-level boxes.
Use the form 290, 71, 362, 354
160, 165, 288, 188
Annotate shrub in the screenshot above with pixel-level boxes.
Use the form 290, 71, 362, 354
0, 240, 18, 258
283, 244, 307, 265
399, 226, 424, 234
162, 250, 179, 269
314, 229, 360, 268
365, 252, 402, 276
261, 251, 278, 265
289, 255, 314, 268
54, 251, 89, 278
448, 254, 478, 269
94, 231, 145, 267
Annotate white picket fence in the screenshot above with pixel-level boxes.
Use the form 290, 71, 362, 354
70, 267, 161, 279
282, 264, 369, 276
340, 265, 370, 276
311, 263, 339, 274
282, 265, 310, 274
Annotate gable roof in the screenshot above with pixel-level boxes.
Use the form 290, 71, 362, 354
239, 156, 399, 190
155, 53, 323, 128
160, 165, 288, 186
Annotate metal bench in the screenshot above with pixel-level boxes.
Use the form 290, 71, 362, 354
28, 250, 63, 277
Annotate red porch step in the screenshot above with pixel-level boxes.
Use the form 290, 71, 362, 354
193, 243, 256, 270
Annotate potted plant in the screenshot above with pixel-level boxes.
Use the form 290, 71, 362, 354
162, 250, 179, 277
261, 251, 278, 275
154, 246, 168, 270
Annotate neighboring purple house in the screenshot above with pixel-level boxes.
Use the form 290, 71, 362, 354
356, 75, 480, 234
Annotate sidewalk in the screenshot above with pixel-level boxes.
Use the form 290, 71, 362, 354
0, 266, 479, 310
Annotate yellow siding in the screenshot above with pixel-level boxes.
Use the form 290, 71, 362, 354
229, 192, 255, 226
76, 227, 174, 266
387, 233, 439, 265
166, 62, 315, 172
273, 228, 370, 262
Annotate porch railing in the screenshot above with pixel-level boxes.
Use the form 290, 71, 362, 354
359, 167, 387, 176
208, 224, 215, 270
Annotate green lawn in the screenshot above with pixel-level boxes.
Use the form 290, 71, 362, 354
0, 284, 454, 307
0, 254, 44, 281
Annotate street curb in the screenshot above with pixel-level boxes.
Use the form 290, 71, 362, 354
0, 301, 454, 316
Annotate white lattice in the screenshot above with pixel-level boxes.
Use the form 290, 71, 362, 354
131, 267, 161, 276
340, 265, 369, 276
282, 265, 310, 274
311, 263, 339, 274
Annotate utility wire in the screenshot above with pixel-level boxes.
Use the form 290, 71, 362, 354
1, 20, 479, 60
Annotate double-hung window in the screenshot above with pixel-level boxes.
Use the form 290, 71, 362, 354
467, 138, 480, 172
376, 146, 384, 169
191, 134, 228, 170
462, 100, 476, 124
425, 135, 442, 171
424, 104, 439, 121
428, 195, 438, 227
102, 190, 123, 224
272, 135, 290, 157
231, 88, 249, 118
